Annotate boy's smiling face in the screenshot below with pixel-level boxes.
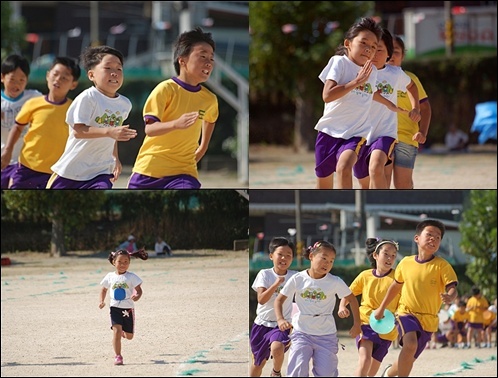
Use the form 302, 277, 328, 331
178, 42, 215, 86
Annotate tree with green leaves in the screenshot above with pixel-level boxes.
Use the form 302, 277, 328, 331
2, 191, 106, 257
250, 1, 375, 151
1, 2, 27, 61
459, 190, 497, 300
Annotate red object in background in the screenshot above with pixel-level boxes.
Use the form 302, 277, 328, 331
1, 257, 12, 266
452, 6, 467, 15
25, 33, 39, 44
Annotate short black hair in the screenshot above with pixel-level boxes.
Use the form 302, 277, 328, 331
80, 45, 124, 72
50, 56, 81, 81
173, 26, 215, 75
1, 54, 30, 76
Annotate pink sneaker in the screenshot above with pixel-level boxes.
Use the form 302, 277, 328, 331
114, 355, 123, 365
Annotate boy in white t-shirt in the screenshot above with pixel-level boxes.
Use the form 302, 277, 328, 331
48, 45, 137, 189
250, 237, 298, 377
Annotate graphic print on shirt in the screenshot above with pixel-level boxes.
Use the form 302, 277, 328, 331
301, 287, 327, 301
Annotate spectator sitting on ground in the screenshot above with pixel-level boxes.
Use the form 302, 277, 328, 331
445, 124, 469, 152
118, 235, 138, 253
155, 236, 172, 256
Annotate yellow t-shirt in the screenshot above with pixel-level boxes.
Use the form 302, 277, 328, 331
396, 71, 428, 147
466, 296, 490, 324
132, 78, 218, 179
395, 255, 458, 332
350, 268, 400, 341
15, 96, 71, 173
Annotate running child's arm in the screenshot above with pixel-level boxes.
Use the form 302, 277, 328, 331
373, 92, 409, 114
195, 121, 216, 163
73, 123, 137, 141
338, 297, 351, 318
406, 80, 421, 123
373, 280, 402, 320
111, 141, 122, 182
412, 100, 432, 144
144, 111, 199, 137
256, 276, 285, 305
131, 284, 142, 302
343, 292, 361, 338
99, 287, 108, 309
440, 284, 458, 305
275, 293, 292, 331
0, 123, 25, 170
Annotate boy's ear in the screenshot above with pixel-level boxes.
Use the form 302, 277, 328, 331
70, 80, 78, 90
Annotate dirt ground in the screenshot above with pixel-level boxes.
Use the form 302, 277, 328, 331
1, 250, 249, 377
249, 144, 497, 189
259, 330, 497, 377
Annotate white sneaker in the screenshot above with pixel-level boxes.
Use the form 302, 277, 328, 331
381, 364, 392, 377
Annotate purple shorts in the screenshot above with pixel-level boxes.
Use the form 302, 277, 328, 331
315, 132, 366, 178
47, 174, 114, 189
356, 324, 392, 362
1, 164, 17, 188
353, 137, 396, 179
250, 323, 291, 366
397, 314, 432, 359
468, 322, 484, 330
10, 164, 50, 189
127, 172, 201, 189
435, 332, 449, 343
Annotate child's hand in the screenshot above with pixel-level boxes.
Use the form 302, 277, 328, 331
131, 293, 141, 301
1, 150, 12, 170
110, 125, 138, 141
408, 108, 421, 122
175, 112, 199, 129
412, 131, 427, 144
111, 159, 122, 183
277, 318, 292, 331
337, 306, 350, 318
440, 292, 453, 304
274, 276, 285, 286
349, 322, 361, 338
355, 60, 373, 86
99, 302, 105, 309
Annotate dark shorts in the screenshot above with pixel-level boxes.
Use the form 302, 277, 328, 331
110, 306, 135, 334
353, 136, 396, 179
250, 323, 291, 366
356, 324, 392, 362
397, 314, 432, 359
468, 322, 484, 330
10, 164, 50, 189
435, 332, 449, 343
1, 164, 16, 189
315, 132, 366, 178
127, 172, 201, 189
47, 173, 114, 189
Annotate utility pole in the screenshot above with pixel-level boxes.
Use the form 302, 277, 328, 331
295, 190, 303, 268
354, 191, 366, 266
444, 1, 454, 57
90, 1, 100, 46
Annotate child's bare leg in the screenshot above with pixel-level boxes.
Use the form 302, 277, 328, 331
397, 332, 417, 376
249, 359, 266, 377
270, 341, 285, 374
112, 325, 122, 356
316, 174, 333, 189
